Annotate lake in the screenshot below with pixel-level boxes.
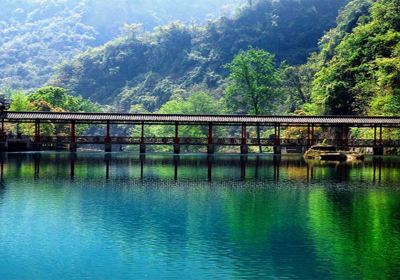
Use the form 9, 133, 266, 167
0, 153, 399, 279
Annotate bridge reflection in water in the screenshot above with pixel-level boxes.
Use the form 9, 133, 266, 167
0, 153, 394, 185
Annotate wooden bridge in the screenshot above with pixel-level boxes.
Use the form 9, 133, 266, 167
1, 111, 400, 154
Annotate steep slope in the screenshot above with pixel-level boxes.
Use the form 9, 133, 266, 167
52, 0, 347, 112
311, 0, 400, 116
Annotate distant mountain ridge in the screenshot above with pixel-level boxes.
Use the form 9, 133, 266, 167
51, 0, 348, 112
0, 0, 242, 90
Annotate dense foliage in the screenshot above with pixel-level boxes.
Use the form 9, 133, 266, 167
52, 0, 347, 112
0, 0, 242, 90
6, 86, 100, 135
310, 0, 400, 116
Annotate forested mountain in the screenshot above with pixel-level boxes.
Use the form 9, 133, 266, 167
0, 0, 242, 90
51, 0, 347, 112
309, 0, 400, 117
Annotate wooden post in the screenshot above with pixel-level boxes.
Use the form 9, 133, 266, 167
1, 118, 4, 140
0, 118, 6, 151
70, 120, 76, 152
241, 123, 247, 145
274, 123, 281, 154
241, 122, 248, 154
34, 120, 40, 143
34, 119, 42, 151
311, 124, 315, 145
140, 121, 146, 153
141, 121, 145, 144
208, 122, 214, 154
373, 125, 384, 156
174, 121, 180, 154
307, 124, 311, 146
208, 122, 213, 144
105, 121, 111, 152
278, 124, 281, 145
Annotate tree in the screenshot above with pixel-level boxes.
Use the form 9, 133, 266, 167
224, 48, 281, 152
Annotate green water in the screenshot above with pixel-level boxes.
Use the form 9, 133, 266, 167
0, 153, 399, 279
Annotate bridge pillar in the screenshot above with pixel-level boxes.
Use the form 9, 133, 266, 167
140, 121, 146, 153
105, 121, 112, 153
174, 122, 180, 154
273, 123, 281, 155
241, 122, 248, 154
373, 147, 384, 156
69, 120, 77, 152
208, 122, 214, 154
373, 125, 384, 155
0, 119, 7, 152
33, 119, 42, 151
311, 124, 315, 145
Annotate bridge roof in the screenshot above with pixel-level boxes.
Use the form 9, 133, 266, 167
2, 111, 400, 126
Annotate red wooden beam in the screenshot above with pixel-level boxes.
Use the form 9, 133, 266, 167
241, 123, 247, 145
34, 120, 40, 143
70, 120, 76, 144
140, 121, 145, 144
175, 122, 180, 144
208, 122, 213, 145
311, 124, 315, 145
105, 121, 111, 144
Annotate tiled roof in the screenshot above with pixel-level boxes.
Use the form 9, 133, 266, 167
2, 112, 400, 126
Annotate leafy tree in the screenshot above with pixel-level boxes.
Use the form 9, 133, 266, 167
28, 86, 100, 113
6, 87, 100, 136
224, 48, 281, 152
132, 92, 224, 151
280, 55, 321, 113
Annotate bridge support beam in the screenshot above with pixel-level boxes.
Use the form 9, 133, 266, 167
208, 122, 214, 154
69, 120, 77, 152
311, 124, 315, 145
373, 125, 384, 155
373, 147, 384, 156
105, 121, 112, 153
241, 122, 248, 154
174, 122, 180, 154
33, 119, 42, 151
0, 119, 7, 152
273, 123, 281, 155
140, 121, 146, 153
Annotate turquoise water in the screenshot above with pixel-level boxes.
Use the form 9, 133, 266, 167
0, 153, 399, 279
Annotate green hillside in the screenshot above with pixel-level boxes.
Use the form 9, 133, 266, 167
0, 0, 242, 90
51, 0, 347, 112
309, 0, 400, 117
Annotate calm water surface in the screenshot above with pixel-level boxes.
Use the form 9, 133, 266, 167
0, 153, 399, 279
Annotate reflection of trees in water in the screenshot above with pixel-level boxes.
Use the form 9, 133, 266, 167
2, 154, 400, 185
308, 188, 400, 279
1, 154, 400, 277
220, 188, 320, 276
